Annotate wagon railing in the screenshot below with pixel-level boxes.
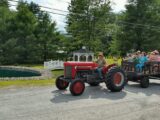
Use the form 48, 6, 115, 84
121, 61, 160, 75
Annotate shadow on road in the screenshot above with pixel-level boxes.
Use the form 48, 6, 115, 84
50, 84, 127, 103
51, 81, 160, 104
126, 81, 160, 96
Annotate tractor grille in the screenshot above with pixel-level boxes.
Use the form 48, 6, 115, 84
65, 66, 72, 78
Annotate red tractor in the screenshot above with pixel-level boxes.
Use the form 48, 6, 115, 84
56, 62, 126, 96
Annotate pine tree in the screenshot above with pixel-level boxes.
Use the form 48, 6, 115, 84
115, 0, 160, 55
66, 0, 112, 54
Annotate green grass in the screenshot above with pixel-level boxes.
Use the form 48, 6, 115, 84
0, 79, 54, 88
0, 69, 64, 88
19, 64, 44, 69
51, 70, 63, 78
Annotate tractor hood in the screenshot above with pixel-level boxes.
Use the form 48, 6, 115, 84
64, 62, 98, 67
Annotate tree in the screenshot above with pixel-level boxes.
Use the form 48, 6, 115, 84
0, 0, 8, 7
0, 0, 16, 64
8, 1, 37, 63
27, 1, 41, 15
0, 1, 63, 64
66, 0, 112, 54
114, 0, 160, 55
34, 11, 59, 61
27, 2, 62, 62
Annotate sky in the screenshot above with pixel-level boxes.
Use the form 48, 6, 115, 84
9, 0, 127, 33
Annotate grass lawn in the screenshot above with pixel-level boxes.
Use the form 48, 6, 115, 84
0, 79, 54, 88
0, 68, 64, 88
18, 64, 44, 69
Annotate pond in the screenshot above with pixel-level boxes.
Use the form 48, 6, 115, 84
0, 67, 41, 77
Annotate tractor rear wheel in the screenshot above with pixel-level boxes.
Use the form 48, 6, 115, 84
70, 80, 85, 96
140, 77, 149, 88
105, 67, 126, 92
56, 75, 69, 90
89, 82, 99, 86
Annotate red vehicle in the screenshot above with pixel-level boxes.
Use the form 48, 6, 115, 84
56, 62, 127, 96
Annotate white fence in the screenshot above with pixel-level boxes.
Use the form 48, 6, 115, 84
44, 60, 64, 70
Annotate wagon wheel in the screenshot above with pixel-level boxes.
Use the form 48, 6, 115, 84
140, 77, 149, 88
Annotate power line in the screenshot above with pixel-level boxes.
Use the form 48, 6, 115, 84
8, 0, 115, 17
8, 0, 89, 17
8, 0, 70, 4
7, 0, 113, 17
46, 11, 67, 16
2, 4, 160, 34
7, 1, 87, 17
8, 0, 69, 13
3, 1, 160, 31
7, 3, 160, 30
119, 23, 160, 32
8, 3, 67, 16
118, 21, 160, 29
7, 0, 18, 2
38, 5, 69, 13
58, 0, 71, 4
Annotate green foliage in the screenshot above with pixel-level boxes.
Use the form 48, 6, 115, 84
66, 0, 114, 55
1, 0, 160, 64
0, 1, 63, 65
113, 0, 160, 55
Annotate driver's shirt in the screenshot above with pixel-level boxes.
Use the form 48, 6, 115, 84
96, 58, 106, 68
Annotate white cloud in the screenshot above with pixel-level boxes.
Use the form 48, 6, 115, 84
27, 0, 70, 33
9, 1, 18, 11
111, 0, 127, 12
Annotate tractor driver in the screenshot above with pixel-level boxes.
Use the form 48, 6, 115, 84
95, 52, 107, 80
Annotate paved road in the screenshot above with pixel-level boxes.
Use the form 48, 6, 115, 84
1, 80, 160, 120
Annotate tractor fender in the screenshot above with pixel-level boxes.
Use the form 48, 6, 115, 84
102, 64, 117, 74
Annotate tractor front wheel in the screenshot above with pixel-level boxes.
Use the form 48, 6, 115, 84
56, 75, 69, 90
70, 80, 85, 96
